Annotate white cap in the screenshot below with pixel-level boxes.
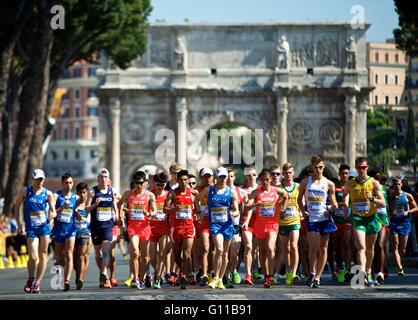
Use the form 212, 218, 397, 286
32, 169, 45, 179
215, 167, 228, 178
244, 167, 257, 176
200, 168, 213, 177
349, 169, 358, 177
98, 168, 110, 176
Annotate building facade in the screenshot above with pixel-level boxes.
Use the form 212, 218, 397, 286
97, 23, 371, 192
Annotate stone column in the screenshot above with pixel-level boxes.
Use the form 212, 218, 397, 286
276, 95, 288, 165
110, 98, 121, 193
344, 94, 357, 169
356, 98, 368, 157
176, 96, 188, 168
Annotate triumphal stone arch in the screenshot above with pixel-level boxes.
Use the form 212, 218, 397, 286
97, 23, 371, 191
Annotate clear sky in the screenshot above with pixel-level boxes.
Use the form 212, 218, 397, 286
149, 0, 399, 42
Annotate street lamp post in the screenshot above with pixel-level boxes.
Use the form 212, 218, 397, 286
380, 144, 384, 173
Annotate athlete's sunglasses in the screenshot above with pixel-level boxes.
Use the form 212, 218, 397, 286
134, 180, 146, 185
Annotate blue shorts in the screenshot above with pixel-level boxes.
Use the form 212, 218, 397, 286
52, 222, 76, 243
390, 221, 411, 237
91, 227, 113, 246
307, 217, 337, 236
26, 223, 51, 239
210, 223, 235, 241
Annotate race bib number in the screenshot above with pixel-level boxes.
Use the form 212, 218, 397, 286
30, 211, 47, 227
130, 207, 146, 220
200, 205, 209, 217
75, 216, 88, 230
284, 206, 297, 217
259, 206, 275, 217
58, 208, 73, 223
395, 208, 405, 218
335, 207, 346, 217
153, 209, 166, 221
211, 207, 228, 223
353, 201, 370, 214
176, 208, 192, 220
376, 207, 387, 215
307, 201, 323, 212
97, 207, 112, 221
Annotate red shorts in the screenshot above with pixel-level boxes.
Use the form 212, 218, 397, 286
112, 225, 119, 237
127, 225, 151, 242
150, 225, 169, 242
333, 222, 352, 237
170, 226, 195, 245
300, 219, 308, 237
254, 223, 279, 239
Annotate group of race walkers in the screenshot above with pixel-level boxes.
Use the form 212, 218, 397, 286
14, 155, 418, 293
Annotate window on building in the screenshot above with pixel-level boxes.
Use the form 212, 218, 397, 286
88, 105, 98, 117
375, 52, 379, 62
51, 151, 58, 160
75, 106, 80, 118
375, 95, 378, 105
62, 106, 68, 118
375, 74, 378, 84
90, 150, 97, 159
395, 75, 398, 85
64, 127, 68, 140
64, 150, 68, 160
75, 150, 80, 159
405, 95, 409, 102
91, 126, 97, 139
395, 96, 399, 105
74, 88, 80, 100
72, 68, 82, 78
88, 88, 96, 98
385, 74, 388, 85
75, 126, 80, 139
395, 54, 399, 63
385, 53, 389, 63
385, 96, 389, 104
88, 67, 97, 77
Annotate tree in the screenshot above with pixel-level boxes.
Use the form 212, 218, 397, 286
393, 0, 418, 57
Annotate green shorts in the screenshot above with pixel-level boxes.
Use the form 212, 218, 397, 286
279, 224, 301, 236
376, 213, 389, 227
352, 214, 381, 236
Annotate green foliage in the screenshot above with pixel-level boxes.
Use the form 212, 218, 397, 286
393, 0, 418, 57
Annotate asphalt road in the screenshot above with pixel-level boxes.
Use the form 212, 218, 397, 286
1, 253, 418, 300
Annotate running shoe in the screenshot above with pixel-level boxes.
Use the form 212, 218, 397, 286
269, 276, 278, 286
226, 279, 234, 288
64, 281, 70, 292
32, 282, 41, 294
217, 278, 226, 290
168, 273, 178, 286
375, 272, 385, 286
153, 278, 162, 289
24, 277, 34, 293
99, 274, 107, 288
138, 280, 146, 290
232, 270, 241, 285
189, 274, 196, 285
145, 274, 152, 288
244, 274, 254, 285
164, 273, 170, 284
285, 272, 293, 286
180, 276, 188, 290
110, 277, 119, 287
312, 279, 321, 288
337, 269, 345, 284
196, 270, 202, 283
344, 271, 353, 283
208, 277, 218, 289
332, 271, 338, 281
200, 274, 209, 286
252, 270, 262, 280
306, 273, 315, 287
365, 273, 374, 287
103, 279, 112, 288
398, 267, 405, 276
292, 274, 301, 285
124, 275, 133, 287
263, 276, 271, 288
76, 280, 84, 291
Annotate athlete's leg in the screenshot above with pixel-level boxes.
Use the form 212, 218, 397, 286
78, 243, 89, 281
316, 235, 330, 280
27, 237, 39, 279
375, 227, 387, 273
266, 231, 277, 276
64, 237, 75, 283
149, 240, 158, 272
129, 235, 140, 281
256, 238, 267, 276
219, 238, 232, 279
353, 229, 367, 272
138, 240, 150, 281
299, 235, 309, 276
156, 235, 168, 280
181, 238, 194, 276
242, 230, 253, 276
227, 233, 241, 276
365, 233, 378, 273
280, 235, 290, 272
201, 232, 210, 276
35, 235, 50, 284
289, 230, 300, 275
54, 242, 65, 267
307, 232, 320, 275
399, 235, 409, 260
343, 229, 352, 271
334, 232, 343, 271
327, 233, 335, 274
109, 239, 117, 279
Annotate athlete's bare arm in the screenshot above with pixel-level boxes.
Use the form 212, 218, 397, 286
327, 181, 338, 215
276, 187, 289, 210
117, 190, 130, 222
15, 187, 26, 234
194, 187, 208, 221
164, 190, 176, 212
243, 189, 258, 230
148, 192, 157, 217
230, 189, 239, 218
342, 181, 351, 219
371, 179, 385, 207
297, 179, 308, 218
47, 190, 57, 220
406, 193, 418, 215
86, 189, 100, 213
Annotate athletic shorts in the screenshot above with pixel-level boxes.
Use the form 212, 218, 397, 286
91, 227, 113, 246
127, 225, 151, 242
210, 223, 235, 241
333, 222, 352, 237
254, 223, 279, 239
150, 225, 169, 242
234, 225, 241, 235
279, 224, 301, 237
390, 221, 411, 237
352, 215, 381, 236
75, 232, 90, 246
377, 213, 389, 227
170, 226, 195, 245
26, 223, 51, 239
52, 223, 76, 243
307, 218, 337, 236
